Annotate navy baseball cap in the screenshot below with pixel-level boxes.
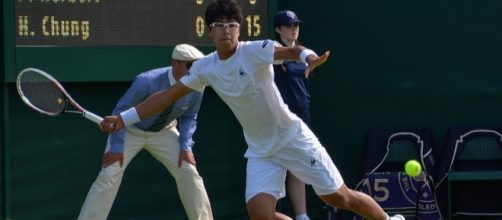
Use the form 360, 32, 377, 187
274, 10, 303, 27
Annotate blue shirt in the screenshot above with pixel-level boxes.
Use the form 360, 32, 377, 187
274, 60, 310, 108
109, 67, 203, 153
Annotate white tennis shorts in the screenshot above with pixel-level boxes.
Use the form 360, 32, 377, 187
245, 123, 344, 202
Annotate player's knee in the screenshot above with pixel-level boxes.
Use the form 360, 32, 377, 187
246, 193, 277, 220
321, 185, 354, 210
246, 207, 274, 220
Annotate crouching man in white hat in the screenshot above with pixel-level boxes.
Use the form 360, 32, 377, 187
78, 44, 213, 220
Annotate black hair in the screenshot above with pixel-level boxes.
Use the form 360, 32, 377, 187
205, 0, 242, 27
173, 60, 195, 69
174, 60, 195, 69
186, 61, 194, 69
274, 32, 303, 47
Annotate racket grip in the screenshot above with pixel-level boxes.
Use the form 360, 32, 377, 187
83, 111, 103, 124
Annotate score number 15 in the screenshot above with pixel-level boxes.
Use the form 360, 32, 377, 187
245, 15, 261, 37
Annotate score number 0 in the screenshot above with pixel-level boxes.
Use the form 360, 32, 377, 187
245, 15, 261, 37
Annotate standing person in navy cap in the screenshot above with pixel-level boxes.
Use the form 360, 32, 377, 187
273, 10, 312, 220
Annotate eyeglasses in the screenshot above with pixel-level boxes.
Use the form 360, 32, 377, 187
209, 21, 240, 31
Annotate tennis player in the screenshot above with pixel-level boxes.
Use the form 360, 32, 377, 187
99, 1, 404, 219
78, 44, 213, 220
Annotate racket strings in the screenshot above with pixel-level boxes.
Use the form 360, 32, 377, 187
19, 71, 66, 114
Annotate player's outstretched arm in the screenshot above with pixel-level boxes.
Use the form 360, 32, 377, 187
136, 82, 192, 119
274, 46, 330, 78
100, 82, 193, 133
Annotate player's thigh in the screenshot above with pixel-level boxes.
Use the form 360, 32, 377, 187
246, 157, 287, 203
275, 124, 344, 196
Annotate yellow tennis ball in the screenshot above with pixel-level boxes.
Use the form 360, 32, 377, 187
404, 160, 422, 177
57, 98, 63, 104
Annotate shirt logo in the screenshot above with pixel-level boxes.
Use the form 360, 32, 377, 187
239, 68, 247, 77
262, 40, 270, 48
310, 158, 317, 167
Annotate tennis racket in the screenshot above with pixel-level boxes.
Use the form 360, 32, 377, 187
16, 67, 103, 124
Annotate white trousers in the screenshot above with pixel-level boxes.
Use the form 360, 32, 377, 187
78, 125, 213, 220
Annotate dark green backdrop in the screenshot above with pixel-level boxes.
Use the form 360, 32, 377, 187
2, 0, 502, 219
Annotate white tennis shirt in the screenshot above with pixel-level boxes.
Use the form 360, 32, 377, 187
180, 40, 302, 158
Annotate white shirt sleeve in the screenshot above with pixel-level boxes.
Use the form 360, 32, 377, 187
244, 40, 275, 66
179, 60, 205, 92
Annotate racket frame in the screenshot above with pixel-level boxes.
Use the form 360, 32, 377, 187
16, 68, 103, 124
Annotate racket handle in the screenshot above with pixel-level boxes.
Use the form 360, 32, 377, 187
83, 111, 103, 124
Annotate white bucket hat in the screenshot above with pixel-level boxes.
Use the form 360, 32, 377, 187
172, 44, 205, 61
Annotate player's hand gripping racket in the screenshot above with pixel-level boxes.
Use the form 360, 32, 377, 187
16, 67, 103, 124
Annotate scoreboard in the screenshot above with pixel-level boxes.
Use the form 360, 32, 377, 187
15, 0, 269, 46
5, 0, 275, 81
